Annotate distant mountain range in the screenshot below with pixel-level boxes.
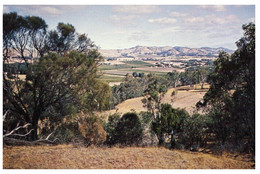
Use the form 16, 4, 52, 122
100, 46, 234, 58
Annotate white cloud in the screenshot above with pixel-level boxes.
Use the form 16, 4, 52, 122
108, 14, 140, 26
198, 5, 227, 12
4, 5, 88, 16
169, 11, 188, 17
148, 17, 177, 24
183, 14, 241, 27
112, 5, 160, 14
128, 31, 150, 42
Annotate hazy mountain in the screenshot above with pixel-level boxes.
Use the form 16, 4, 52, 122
100, 46, 234, 58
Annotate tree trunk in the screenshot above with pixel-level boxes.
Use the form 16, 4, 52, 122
31, 119, 38, 141
158, 138, 164, 146
30, 110, 40, 141
170, 129, 176, 149
158, 133, 165, 146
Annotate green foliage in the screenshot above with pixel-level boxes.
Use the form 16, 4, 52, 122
4, 41, 109, 141
111, 74, 167, 107
179, 70, 196, 86
142, 74, 168, 115
197, 23, 255, 154
51, 114, 106, 145
3, 12, 48, 60
104, 113, 121, 145
104, 113, 143, 146
166, 71, 179, 87
53, 122, 81, 143
114, 112, 143, 146
151, 104, 189, 147
132, 72, 138, 77
179, 113, 209, 148
178, 67, 211, 87
139, 111, 153, 126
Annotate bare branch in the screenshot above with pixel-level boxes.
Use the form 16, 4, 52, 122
45, 132, 54, 140
3, 110, 10, 121
9, 129, 34, 137
3, 123, 32, 137
35, 138, 59, 144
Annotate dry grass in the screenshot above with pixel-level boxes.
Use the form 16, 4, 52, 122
103, 85, 208, 117
3, 145, 254, 169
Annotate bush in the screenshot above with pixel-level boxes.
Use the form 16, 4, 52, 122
78, 115, 106, 146
104, 113, 121, 145
151, 104, 189, 147
179, 113, 209, 149
52, 114, 106, 146
115, 112, 143, 146
53, 122, 82, 143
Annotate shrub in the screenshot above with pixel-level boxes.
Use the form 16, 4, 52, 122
78, 115, 106, 146
151, 104, 189, 147
114, 112, 143, 146
104, 113, 121, 145
52, 114, 106, 145
179, 113, 209, 149
53, 122, 82, 143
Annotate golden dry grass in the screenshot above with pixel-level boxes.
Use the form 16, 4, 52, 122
3, 145, 254, 169
103, 85, 208, 117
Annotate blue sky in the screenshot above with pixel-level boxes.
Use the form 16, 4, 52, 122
3, 5, 255, 50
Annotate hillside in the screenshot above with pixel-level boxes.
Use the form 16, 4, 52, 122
100, 46, 233, 58
104, 85, 208, 116
3, 145, 254, 169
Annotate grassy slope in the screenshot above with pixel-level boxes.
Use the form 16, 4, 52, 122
103, 85, 208, 116
3, 145, 254, 169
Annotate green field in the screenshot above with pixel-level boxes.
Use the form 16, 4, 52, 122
99, 61, 153, 71
99, 64, 132, 70
99, 61, 167, 83
122, 61, 153, 67
100, 75, 125, 83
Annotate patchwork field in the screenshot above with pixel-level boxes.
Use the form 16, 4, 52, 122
100, 60, 170, 83
3, 145, 254, 169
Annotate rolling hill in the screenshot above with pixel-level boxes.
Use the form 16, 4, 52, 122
100, 46, 234, 58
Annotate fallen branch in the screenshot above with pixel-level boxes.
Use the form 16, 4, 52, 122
3, 123, 32, 138
35, 131, 59, 144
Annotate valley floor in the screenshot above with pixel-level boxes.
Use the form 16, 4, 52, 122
3, 145, 254, 169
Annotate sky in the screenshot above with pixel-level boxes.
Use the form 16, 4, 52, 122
3, 4, 255, 50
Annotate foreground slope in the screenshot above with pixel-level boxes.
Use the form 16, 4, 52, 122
3, 145, 254, 169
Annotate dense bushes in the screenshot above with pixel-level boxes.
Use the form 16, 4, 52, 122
179, 113, 209, 149
104, 113, 121, 145
49, 114, 106, 146
53, 122, 81, 143
115, 113, 143, 146
104, 112, 143, 146
151, 104, 189, 148
78, 115, 106, 146
111, 74, 168, 107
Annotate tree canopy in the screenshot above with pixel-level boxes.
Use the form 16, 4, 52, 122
3, 12, 110, 141
197, 23, 255, 153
